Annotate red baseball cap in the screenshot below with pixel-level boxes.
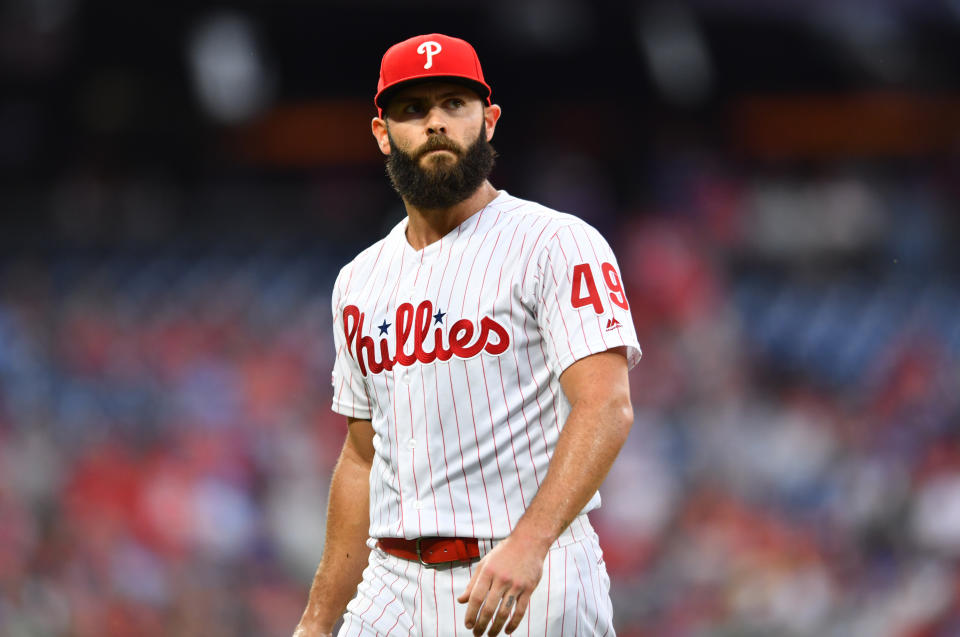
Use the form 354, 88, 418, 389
375, 34, 492, 117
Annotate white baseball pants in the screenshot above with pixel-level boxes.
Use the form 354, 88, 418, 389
337, 514, 615, 636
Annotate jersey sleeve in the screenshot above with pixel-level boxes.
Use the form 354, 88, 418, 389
533, 221, 642, 378
330, 266, 373, 420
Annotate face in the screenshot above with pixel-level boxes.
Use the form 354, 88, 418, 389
372, 82, 502, 209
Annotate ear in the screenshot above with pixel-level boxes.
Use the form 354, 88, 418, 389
371, 117, 391, 155
483, 104, 502, 141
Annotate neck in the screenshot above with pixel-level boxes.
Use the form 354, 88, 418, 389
403, 181, 499, 250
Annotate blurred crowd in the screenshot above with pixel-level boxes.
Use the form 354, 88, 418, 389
1, 152, 959, 637
2, 0, 959, 634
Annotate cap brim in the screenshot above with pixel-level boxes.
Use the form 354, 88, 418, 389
375, 76, 491, 112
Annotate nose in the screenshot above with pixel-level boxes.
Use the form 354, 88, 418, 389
424, 105, 447, 136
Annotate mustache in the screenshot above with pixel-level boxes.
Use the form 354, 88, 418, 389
414, 136, 464, 160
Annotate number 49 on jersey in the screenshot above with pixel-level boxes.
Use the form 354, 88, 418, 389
571, 262, 629, 313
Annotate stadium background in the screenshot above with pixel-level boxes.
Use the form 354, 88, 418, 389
2, 1, 960, 635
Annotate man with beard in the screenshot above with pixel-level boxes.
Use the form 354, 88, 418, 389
293, 34, 641, 637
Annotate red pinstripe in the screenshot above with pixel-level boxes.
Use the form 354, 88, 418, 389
416, 564, 424, 637
353, 565, 392, 635
356, 238, 387, 296
334, 373, 350, 416
444, 207, 484, 311
534, 337, 562, 437
445, 394, 479, 540
496, 355, 528, 504
405, 257, 426, 534
522, 305, 552, 476
433, 569, 439, 637
418, 366, 440, 530
381, 560, 412, 636
367, 374, 387, 530
460, 360, 496, 537
470, 208, 504, 319
369, 598, 397, 634
544, 550, 553, 637
341, 264, 355, 296
479, 360, 513, 527
385, 393, 406, 537
584, 528, 610, 635
436, 223, 462, 313
540, 283, 576, 368
577, 537, 603, 635
456, 212, 493, 317
448, 566, 456, 637
541, 250, 577, 361
435, 366, 468, 536
560, 547, 569, 637
575, 590, 581, 636
545, 250, 588, 355
585, 533, 612, 637
412, 241, 425, 285
571, 544, 592, 634
406, 384, 422, 535
518, 218, 565, 289
495, 216, 523, 299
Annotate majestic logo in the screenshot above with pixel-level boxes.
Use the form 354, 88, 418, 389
605, 317, 622, 331
416, 41, 442, 69
343, 300, 510, 376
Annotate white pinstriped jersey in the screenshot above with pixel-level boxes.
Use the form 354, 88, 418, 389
331, 190, 641, 540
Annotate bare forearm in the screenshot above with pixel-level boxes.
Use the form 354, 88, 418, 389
456, 391, 633, 636
512, 395, 632, 550
297, 449, 372, 633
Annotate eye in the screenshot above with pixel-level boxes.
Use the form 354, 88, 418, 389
447, 98, 465, 109
403, 102, 423, 114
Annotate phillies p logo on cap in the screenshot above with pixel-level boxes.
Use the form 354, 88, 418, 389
375, 33, 492, 116
416, 41, 442, 69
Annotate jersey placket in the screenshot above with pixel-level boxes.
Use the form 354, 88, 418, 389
396, 242, 439, 536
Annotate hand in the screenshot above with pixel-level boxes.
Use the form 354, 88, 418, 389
457, 535, 547, 636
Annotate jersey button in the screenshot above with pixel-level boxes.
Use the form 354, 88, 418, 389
407, 438, 417, 449
413, 500, 424, 510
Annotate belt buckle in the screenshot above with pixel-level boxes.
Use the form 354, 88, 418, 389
415, 537, 429, 565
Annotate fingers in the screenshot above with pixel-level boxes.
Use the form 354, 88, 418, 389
503, 592, 530, 634
462, 572, 493, 632
457, 544, 543, 636
486, 589, 522, 637
468, 583, 509, 636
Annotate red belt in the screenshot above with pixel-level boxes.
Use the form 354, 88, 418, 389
377, 537, 481, 565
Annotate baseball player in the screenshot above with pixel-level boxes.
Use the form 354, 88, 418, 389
293, 33, 641, 637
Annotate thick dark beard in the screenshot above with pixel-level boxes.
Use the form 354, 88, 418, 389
385, 124, 497, 210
